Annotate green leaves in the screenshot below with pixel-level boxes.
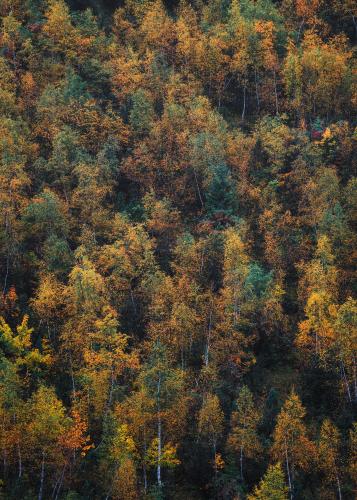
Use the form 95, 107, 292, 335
205, 163, 237, 219
129, 88, 155, 135
145, 438, 180, 468
248, 463, 288, 500
0, 315, 51, 372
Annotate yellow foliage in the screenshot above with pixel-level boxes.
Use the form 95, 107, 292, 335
112, 458, 138, 500
215, 452, 225, 470
146, 438, 180, 467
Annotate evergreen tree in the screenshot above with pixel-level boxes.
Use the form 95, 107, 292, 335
205, 164, 237, 219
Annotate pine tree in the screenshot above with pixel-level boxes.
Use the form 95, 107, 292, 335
205, 164, 237, 219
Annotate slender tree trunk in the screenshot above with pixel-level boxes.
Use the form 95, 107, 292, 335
2, 252, 9, 295
51, 470, 61, 499
2, 207, 11, 295
143, 427, 148, 494
352, 356, 357, 401
61, 179, 69, 206
143, 460, 148, 493
254, 68, 260, 112
352, 15, 357, 39
52, 463, 66, 500
157, 373, 162, 488
157, 413, 162, 487
200, 248, 205, 275
297, 19, 305, 42
242, 85, 246, 121
233, 286, 239, 325
18, 444, 22, 479
336, 471, 342, 500
340, 360, 352, 403
130, 287, 137, 315
204, 308, 213, 366
38, 451, 45, 500
193, 167, 204, 209
285, 441, 293, 500
240, 445, 244, 481
274, 70, 279, 116
54, 463, 66, 500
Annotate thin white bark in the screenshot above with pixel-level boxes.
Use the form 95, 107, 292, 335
17, 444, 22, 479
193, 167, 204, 209
54, 463, 66, 500
157, 373, 162, 488
336, 470, 342, 500
241, 86, 246, 121
340, 360, 352, 403
38, 451, 45, 500
274, 70, 279, 116
285, 439, 293, 500
254, 68, 260, 112
352, 356, 357, 401
351, 15, 357, 38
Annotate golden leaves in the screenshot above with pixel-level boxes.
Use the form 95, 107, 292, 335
146, 438, 180, 468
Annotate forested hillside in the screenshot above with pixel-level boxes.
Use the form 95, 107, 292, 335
0, 1, 356, 498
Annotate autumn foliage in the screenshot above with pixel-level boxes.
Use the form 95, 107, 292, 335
0, 0, 356, 499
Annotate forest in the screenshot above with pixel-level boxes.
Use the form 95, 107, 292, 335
0, 0, 356, 498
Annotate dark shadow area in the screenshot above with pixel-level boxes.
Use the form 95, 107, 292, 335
66, 0, 121, 19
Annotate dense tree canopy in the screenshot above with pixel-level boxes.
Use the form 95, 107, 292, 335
0, 0, 356, 498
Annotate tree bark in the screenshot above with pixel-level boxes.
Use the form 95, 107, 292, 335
157, 373, 162, 488
204, 308, 213, 366
213, 441, 217, 477
193, 167, 204, 210
157, 414, 162, 487
242, 85, 246, 121
18, 444, 22, 479
254, 68, 260, 112
54, 463, 66, 500
285, 440, 293, 500
38, 451, 45, 500
297, 19, 305, 42
340, 360, 352, 403
352, 355, 357, 402
352, 15, 357, 39
336, 471, 342, 500
143, 427, 148, 494
274, 70, 279, 116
